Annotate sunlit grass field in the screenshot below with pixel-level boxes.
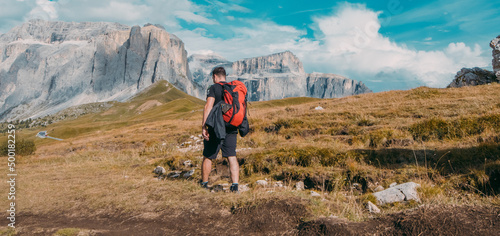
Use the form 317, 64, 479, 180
1, 80, 499, 233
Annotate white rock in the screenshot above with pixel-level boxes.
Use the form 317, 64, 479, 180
389, 182, 397, 188
310, 191, 321, 197
315, 106, 324, 110
374, 186, 384, 192
394, 182, 421, 202
273, 181, 284, 188
239, 184, 250, 192
373, 188, 405, 205
366, 201, 381, 214
296, 181, 305, 191
183, 169, 195, 178
169, 172, 181, 178
183, 160, 192, 167
153, 166, 166, 175
373, 182, 421, 205
256, 180, 268, 186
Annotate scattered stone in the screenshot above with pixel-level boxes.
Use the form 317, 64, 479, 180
273, 181, 284, 188
183, 160, 192, 167
315, 106, 324, 110
374, 186, 384, 192
366, 201, 381, 214
169, 171, 181, 178
394, 182, 421, 202
153, 166, 166, 175
256, 180, 268, 186
296, 181, 305, 191
389, 182, 397, 188
310, 191, 321, 197
373, 182, 421, 205
239, 184, 250, 192
183, 169, 195, 178
212, 184, 225, 192
373, 188, 405, 205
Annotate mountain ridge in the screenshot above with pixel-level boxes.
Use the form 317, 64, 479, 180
0, 19, 371, 121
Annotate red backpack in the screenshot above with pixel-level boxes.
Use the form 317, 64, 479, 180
218, 80, 247, 127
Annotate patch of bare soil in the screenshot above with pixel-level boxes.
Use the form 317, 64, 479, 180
298, 205, 500, 236
15, 199, 308, 236
13, 203, 500, 235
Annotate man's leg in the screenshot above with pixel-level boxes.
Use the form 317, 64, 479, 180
201, 157, 212, 183
227, 156, 239, 184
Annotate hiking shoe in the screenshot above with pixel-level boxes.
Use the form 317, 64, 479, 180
230, 184, 239, 193
200, 181, 209, 189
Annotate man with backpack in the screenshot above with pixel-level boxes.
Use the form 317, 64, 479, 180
200, 67, 248, 192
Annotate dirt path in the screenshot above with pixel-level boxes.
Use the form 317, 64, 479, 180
13, 203, 500, 235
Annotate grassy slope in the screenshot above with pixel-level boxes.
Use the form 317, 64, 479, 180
1, 82, 500, 233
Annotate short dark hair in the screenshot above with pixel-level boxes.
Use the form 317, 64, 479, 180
212, 67, 226, 77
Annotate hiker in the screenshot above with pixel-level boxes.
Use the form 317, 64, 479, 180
200, 66, 248, 192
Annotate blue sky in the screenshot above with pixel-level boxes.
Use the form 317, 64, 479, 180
1, 0, 499, 92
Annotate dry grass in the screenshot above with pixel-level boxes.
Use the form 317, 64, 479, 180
1, 82, 500, 232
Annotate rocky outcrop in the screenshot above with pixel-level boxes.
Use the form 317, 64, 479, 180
307, 73, 372, 98
491, 35, 500, 80
188, 51, 372, 101
447, 67, 497, 88
0, 19, 197, 121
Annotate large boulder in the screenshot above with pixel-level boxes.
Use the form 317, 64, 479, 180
491, 35, 500, 80
447, 67, 497, 88
373, 182, 421, 205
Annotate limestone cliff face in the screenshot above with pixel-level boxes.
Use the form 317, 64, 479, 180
188, 51, 372, 101
306, 73, 372, 98
1, 20, 372, 121
0, 19, 195, 121
490, 35, 500, 80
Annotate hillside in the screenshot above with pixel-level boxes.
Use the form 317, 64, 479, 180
1, 82, 499, 235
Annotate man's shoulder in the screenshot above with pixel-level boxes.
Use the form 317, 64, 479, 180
208, 83, 222, 93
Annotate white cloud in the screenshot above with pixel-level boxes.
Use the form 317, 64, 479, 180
174, 11, 218, 25
25, 0, 58, 21
180, 3, 488, 91
304, 4, 488, 88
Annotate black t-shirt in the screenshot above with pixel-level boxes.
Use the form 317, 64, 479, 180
206, 82, 238, 133
207, 83, 224, 104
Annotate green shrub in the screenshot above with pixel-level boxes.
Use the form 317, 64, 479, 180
0, 139, 36, 156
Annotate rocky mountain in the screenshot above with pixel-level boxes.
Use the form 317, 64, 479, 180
0, 20, 371, 121
491, 35, 500, 80
188, 51, 372, 101
0, 19, 197, 121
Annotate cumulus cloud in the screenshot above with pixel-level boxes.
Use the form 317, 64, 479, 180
26, 0, 58, 21
304, 3, 488, 89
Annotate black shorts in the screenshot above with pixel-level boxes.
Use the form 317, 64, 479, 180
203, 128, 237, 159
